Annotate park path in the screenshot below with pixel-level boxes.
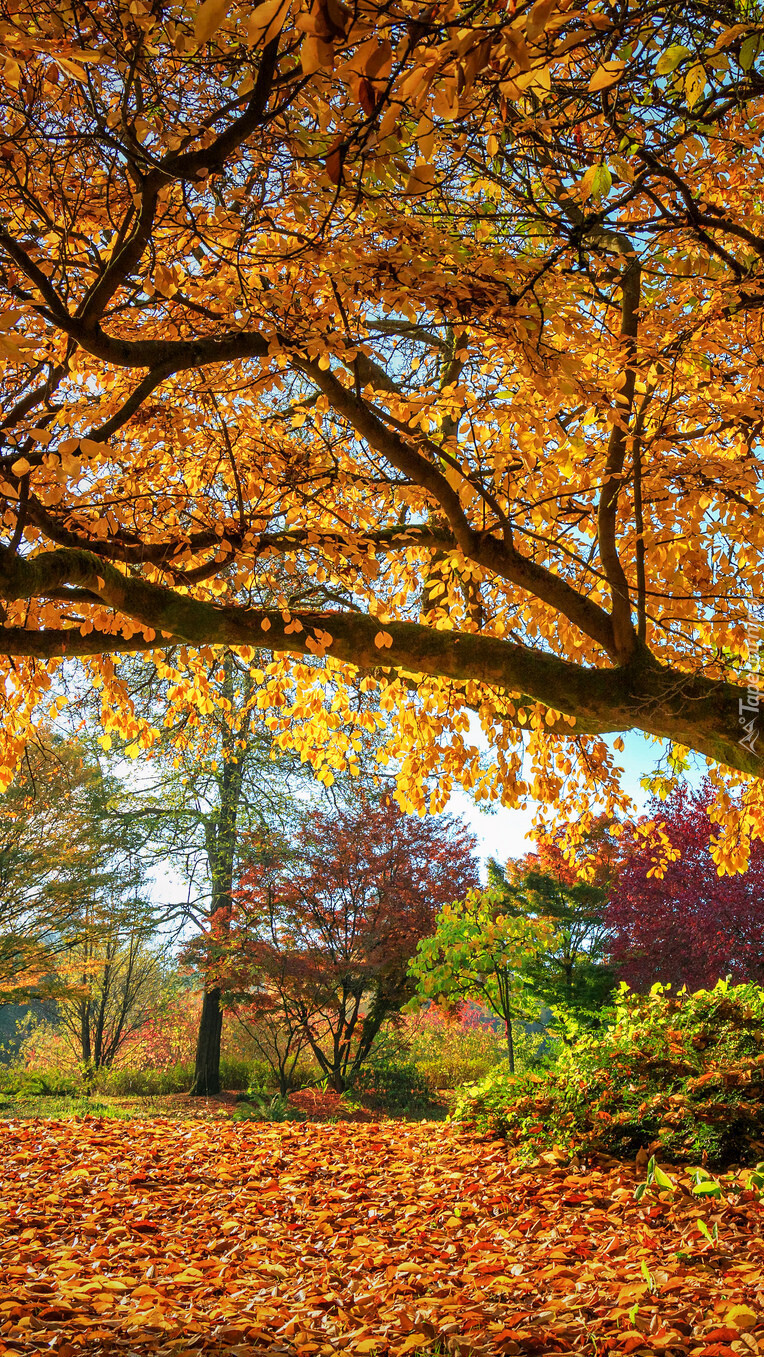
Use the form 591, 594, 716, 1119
0, 1118, 763, 1355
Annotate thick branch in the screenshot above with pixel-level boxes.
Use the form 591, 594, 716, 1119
0, 544, 759, 780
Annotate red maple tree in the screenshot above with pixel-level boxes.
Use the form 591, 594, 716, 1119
188, 797, 479, 1091
607, 782, 764, 992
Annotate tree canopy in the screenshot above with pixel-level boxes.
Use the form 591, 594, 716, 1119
3, 0, 764, 855
608, 781, 764, 992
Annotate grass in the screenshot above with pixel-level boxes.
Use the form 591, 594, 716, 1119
0, 1091, 241, 1121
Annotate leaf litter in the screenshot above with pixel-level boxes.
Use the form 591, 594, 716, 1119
0, 1119, 763, 1355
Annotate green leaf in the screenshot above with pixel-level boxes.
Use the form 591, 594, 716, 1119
656, 44, 692, 75
740, 35, 763, 71
692, 1179, 722, 1196
653, 1164, 674, 1190
592, 165, 612, 199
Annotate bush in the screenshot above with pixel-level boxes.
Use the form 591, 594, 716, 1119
233, 1092, 305, 1122
405, 1011, 505, 1089
0, 1066, 80, 1097
354, 1054, 436, 1113
98, 1057, 276, 1095
454, 981, 764, 1168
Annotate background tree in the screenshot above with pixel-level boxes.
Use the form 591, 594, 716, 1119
0, 735, 146, 1005
409, 888, 554, 1074
55, 897, 171, 1079
607, 782, 764, 993
494, 824, 618, 1028
3, 0, 764, 849
104, 648, 305, 1095
188, 797, 479, 1091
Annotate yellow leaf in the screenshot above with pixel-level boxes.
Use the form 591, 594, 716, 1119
431, 81, 459, 121
0, 335, 32, 360
246, 0, 290, 47
301, 33, 333, 75
56, 55, 89, 82
685, 63, 706, 108
404, 163, 436, 195
578, 165, 598, 201
394, 1336, 432, 1356
526, 0, 557, 41
194, 0, 230, 45
11, 457, 32, 476
3, 56, 21, 88
374, 630, 393, 649
726, 1306, 758, 1331
588, 60, 625, 92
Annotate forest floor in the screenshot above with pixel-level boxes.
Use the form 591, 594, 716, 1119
1, 1118, 763, 1357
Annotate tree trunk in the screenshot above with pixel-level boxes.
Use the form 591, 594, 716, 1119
505, 1018, 515, 1075
189, 655, 254, 1097
190, 987, 223, 1095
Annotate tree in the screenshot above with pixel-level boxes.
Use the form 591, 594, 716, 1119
409, 888, 553, 1074
495, 826, 618, 1027
109, 649, 304, 1095
3, 0, 764, 846
55, 897, 171, 1078
0, 735, 140, 1003
188, 797, 479, 1091
607, 781, 764, 993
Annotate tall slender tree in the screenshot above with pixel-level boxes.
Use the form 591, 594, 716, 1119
110, 650, 305, 1094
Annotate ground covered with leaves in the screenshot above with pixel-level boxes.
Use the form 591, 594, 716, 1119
1, 1121, 764, 1357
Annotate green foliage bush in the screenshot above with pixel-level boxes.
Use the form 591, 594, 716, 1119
233, 1092, 305, 1122
0, 1066, 80, 1097
354, 1054, 436, 1113
405, 1018, 506, 1089
454, 981, 764, 1168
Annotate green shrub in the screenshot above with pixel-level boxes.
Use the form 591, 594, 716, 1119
454, 981, 764, 1168
354, 1055, 436, 1113
406, 1020, 505, 1089
0, 1066, 80, 1097
97, 1057, 275, 1096
233, 1092, 305, 1122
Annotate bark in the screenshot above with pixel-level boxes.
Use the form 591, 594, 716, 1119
505, 1019, 515, 1076
190, 987, 224, 1096
189, 657, 253, 1096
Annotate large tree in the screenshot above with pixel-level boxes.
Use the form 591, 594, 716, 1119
3, 0, 764, 854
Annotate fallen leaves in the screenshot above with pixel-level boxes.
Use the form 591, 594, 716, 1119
1, 1120, 764, 1355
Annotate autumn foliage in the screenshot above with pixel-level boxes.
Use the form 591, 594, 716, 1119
3, 0, 764, 853
2, 1117, 764, 1355
608, 782, 764, 992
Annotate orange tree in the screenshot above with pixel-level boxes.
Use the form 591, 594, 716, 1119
3, 0, 764, 859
